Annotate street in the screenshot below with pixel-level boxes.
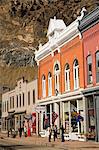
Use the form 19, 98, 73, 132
0, 134, 99, 150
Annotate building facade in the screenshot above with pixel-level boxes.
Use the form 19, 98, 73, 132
35, 9, 87, 140
2, 77, 38, 134
79, 7, 99, 141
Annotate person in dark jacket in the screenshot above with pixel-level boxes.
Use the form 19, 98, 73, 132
53, 125, 57, 141
61, 125, 65, 142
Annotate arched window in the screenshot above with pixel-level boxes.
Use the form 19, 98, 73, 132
54, 63, 60, 95
73, 59, 79, 89
87, 55, 92, 84
48, 72, 52, 96
65, 63, 70, 91
96, 51, 99, 83
42, 75, 46, 98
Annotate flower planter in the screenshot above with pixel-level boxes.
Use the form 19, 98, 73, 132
78, 134, 86, 141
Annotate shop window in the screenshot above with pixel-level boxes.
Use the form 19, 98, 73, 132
87, 96, 95, 135
65, 63, 70, 91
96, 51, 99, 83
70, 100, 78, 132
42, 75, 46, 98
54, 63, 60, 95
73, 59, 79, 89
87, 55, 92, 84
33, 90, 35, 104
28, 91, 30, 105
48, 72, 52, 96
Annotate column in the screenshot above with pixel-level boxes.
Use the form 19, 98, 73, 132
36, 112, 39, 135
77, 100, 80, 134
54, 103, 59, 129
41, 112, 43, 131
60, 101, 63, 127
50, 104, 52, 125
63, 102, 65, 127
83, 96, 87, 134
68, 101, 71, 133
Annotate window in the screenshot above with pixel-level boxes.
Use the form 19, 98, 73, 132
19, 94, 21, 107
12, 96, 14, 108
48, 72, 52, 96
5, 102, 6, 112
33, 90, 35, 104
73, 59, 79, 89
96, 51, 99, 83
54, 63, 60, 95
10, 97, 11, 109
7, 101, 9, 112
28, 91, 30, 105
87, 55, 92, 84
23, 93, 24, 106
16, 95, 18, 108
42, 75, 46, 98
65, 63, 70, 91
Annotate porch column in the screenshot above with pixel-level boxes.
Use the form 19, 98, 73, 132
41, 112, 43, 131
60, 101, 63, 127
77, 100, 80, 134
83, 96, 87, 134
54, 103, 59, 129
50, 104, 52, 125
62, 102, 65, 127
68, 101, 71, 133
36, 112, 39, 135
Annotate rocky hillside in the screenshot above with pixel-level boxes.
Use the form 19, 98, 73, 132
0, 0, 98, 89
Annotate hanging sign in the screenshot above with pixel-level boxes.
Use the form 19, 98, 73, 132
35, 106, 46, 113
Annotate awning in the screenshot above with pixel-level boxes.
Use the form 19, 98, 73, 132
24, 114, 32, 120
14, 110, 26, 115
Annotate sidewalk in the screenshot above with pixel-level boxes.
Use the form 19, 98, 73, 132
1, 133, 99, 150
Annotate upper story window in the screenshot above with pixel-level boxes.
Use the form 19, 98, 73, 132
23, 93, 24, 106
12, 96, 14, 108
28, 91, 30, 105
73, 59, 79, 89
5, 102, 6, 112
16, 95, 18, 108
19, 94, 21, 107
10, 97, 11, 109
7, 101, 9, 112
42, 75, 46, 98
54, 63, 60, 95
65, 63, 70, 91
33, 90, 35, 104
48, 72, 52, 96
87, 55, 92, 85
96, 51, 99, 83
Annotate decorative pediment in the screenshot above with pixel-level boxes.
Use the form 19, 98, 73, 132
47, 16, 66, 38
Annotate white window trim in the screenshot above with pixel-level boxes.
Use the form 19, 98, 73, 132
42, 77, 46, 98
74, 64, 79, 90
48, 75, 52, 96
65, 68, 70, 91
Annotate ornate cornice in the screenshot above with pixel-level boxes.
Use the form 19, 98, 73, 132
79, 7, 99, 33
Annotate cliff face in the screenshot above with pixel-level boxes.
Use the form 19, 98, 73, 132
0, 0, 98, 88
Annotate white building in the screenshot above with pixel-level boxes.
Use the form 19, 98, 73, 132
2, 77, 38, 134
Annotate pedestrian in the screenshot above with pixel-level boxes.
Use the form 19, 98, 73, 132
53, 125, 57, 141
19, 128, 22, 138
61, 125, 65, 142
24, 126, 27, 137
48, 125, 52, 142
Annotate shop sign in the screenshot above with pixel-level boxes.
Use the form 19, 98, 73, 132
35, 106, 46, 113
